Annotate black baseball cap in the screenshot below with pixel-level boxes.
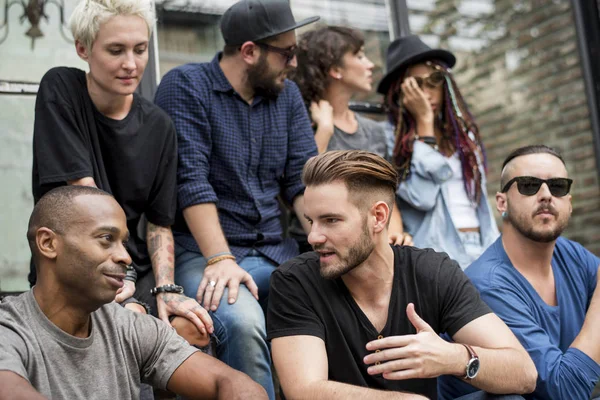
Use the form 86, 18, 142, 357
220, 0, 320, 46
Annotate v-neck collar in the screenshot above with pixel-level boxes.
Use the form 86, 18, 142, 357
336, 246, 399, 338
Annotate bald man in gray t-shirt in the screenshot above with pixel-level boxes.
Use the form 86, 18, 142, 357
0, 291, 194, 398
0, 186, 266, 399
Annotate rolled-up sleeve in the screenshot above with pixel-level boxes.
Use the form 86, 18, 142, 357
280, 83, 317, 204
397, 141, 452, 211
154, 68, 218, 210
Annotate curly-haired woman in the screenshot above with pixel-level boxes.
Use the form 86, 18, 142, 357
292, 26, 412, 246
378, 35, 499, 269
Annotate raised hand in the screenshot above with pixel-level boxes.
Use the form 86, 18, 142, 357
364, 303, 465, 380
388, 232, 414, 246
310, 100, 334, 130
401, 78, 434, 128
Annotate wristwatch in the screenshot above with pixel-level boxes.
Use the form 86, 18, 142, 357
462, 343, 480, 380
150, 284, 184, 296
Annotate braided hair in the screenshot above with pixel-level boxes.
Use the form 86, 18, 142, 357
385, 60, 487, 204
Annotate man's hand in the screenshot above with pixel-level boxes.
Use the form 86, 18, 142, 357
157, 292, 213, 336
364, 303, 465, 380
115, 280, 136, 304
388, 232, 414, 246
196, 259, 259, 311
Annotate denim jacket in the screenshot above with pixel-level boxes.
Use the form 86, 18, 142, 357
397, 141, 499, 269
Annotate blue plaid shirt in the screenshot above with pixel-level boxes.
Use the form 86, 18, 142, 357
155, 54, 317, 264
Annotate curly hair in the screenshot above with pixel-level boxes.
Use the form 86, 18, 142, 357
291, 26, 364, 106
384, 60, 487, 203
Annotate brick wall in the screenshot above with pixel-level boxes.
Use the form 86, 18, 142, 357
411, 0, 600, 254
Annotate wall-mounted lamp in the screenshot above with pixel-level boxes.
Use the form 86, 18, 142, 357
0, 0, 72, 49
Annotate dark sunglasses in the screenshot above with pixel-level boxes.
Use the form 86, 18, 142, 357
255, 42, 298, 65
413, 71, 446, 89
501, 176, 573, 197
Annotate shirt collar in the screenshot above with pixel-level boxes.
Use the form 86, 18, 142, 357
210, 52, 235, 93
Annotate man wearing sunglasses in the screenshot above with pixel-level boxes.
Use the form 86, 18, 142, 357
154, 0, 319, 397
440, 145, 600, 400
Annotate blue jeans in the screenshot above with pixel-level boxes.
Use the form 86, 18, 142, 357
175, 245, 276, 400
457, 230, 484, 270
455, 393, 524, 400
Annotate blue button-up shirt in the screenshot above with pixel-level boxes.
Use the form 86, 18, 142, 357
155, 54, 317, 264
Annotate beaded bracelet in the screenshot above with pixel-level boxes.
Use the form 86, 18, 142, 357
206, 254, 237, 266
206, 251, 234, 263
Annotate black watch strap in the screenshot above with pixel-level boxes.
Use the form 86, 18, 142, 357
150, 284, 184, 296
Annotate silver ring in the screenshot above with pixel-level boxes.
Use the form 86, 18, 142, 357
209, 280, 217, 287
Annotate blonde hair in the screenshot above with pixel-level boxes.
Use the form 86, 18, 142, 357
69, 0, 155, 50
302, 150, 399, 212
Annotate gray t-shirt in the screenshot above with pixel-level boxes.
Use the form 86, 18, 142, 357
0, 290, 197, 399
327, 113, 391, 160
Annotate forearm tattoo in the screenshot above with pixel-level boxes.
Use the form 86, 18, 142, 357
146, 222, 176, 286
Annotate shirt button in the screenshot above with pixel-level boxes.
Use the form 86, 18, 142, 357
377, 335, 384, 339
252, 138, 257, 143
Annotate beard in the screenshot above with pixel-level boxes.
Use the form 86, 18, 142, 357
247, 53, 287, 100
506, 201, 569, 243
315, 221, 375, 280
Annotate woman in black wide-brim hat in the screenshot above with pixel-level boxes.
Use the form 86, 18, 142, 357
378, 35, 499, 269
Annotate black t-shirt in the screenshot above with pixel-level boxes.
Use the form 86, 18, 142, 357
267, 245, 492, 399
32, 67, 177, 274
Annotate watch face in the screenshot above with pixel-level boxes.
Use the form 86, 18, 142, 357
467, 358, 480, 379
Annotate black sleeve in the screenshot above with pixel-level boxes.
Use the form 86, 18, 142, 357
34, 74, 93, 185
266, 267, 325, 341
145, 119, 177, 227
437, 257, 492, 336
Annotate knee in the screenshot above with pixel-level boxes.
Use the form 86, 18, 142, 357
218, 294, 266, 339
171, 316, 211, 347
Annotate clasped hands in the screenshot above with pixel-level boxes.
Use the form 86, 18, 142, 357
364, 303, 467, 380
115, 279, 214, 347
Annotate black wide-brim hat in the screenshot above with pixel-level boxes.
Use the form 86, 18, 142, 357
377, 34, 456, 95
221, 0, 320, 46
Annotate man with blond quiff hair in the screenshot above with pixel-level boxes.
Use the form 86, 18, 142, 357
268, 150, 537, 399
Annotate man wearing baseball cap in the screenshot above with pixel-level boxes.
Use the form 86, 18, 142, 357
154, 1, 319, 398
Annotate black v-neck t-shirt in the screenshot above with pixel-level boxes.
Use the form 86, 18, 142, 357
32, 67, 177, 274
267, 245, 491, 399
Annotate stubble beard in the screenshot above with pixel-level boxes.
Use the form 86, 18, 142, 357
247, 54, 286, 100
318, 224, 375, 280
506, 202, 569, 243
